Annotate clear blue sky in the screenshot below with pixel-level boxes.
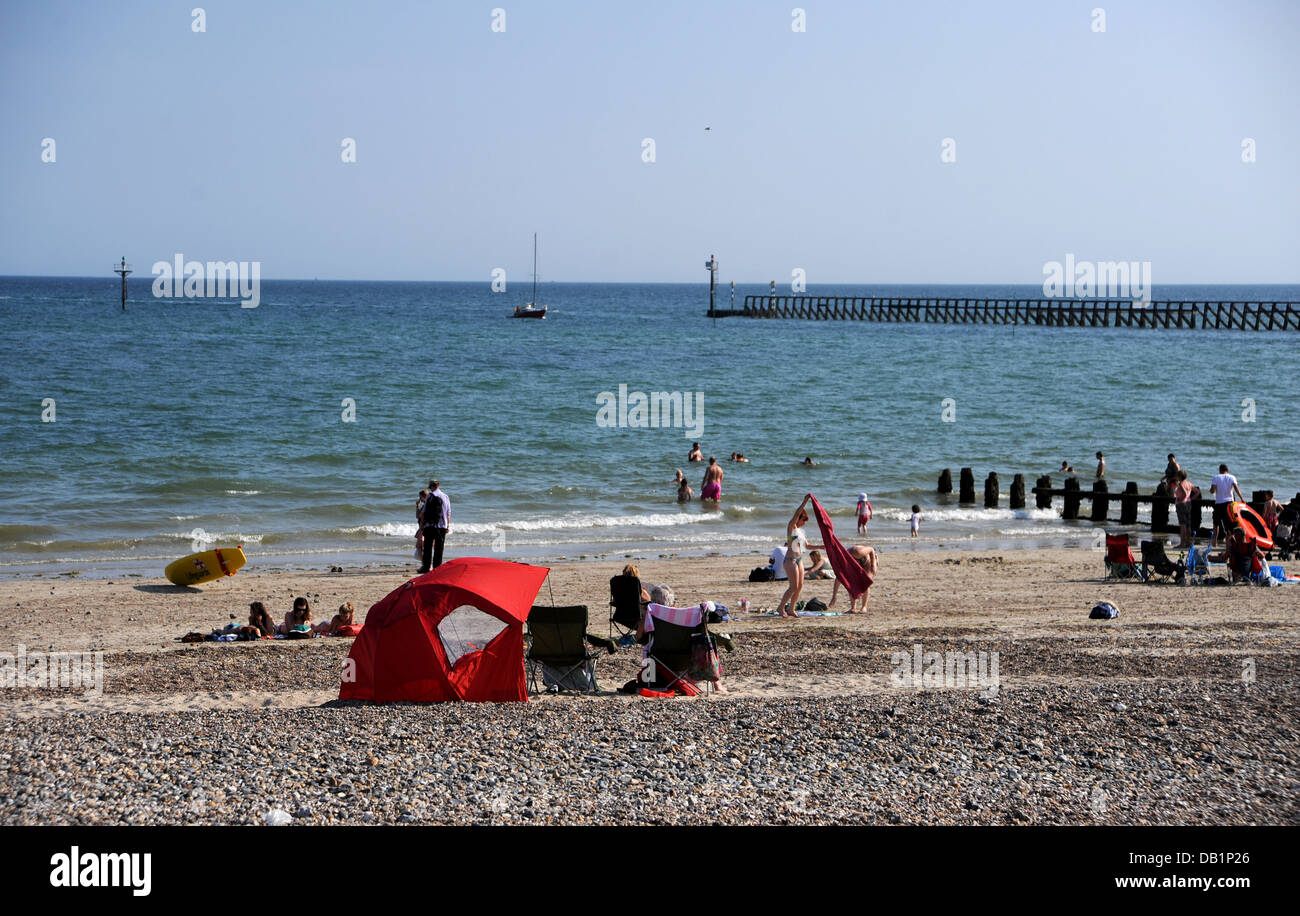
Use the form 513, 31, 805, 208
2, 0, 1296, 282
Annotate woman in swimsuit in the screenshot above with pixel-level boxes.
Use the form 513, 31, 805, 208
776, 495, 823, 618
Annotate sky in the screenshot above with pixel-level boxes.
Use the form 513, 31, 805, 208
1, 0, 1297, 283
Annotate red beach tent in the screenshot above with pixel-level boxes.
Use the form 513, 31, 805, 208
339, 557, 550, 703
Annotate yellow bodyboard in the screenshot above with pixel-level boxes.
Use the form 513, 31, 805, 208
165, 546, 248, 586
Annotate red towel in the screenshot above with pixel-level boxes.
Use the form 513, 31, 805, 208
809, 494, 872, 598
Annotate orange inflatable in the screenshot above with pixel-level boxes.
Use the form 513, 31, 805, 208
1226, 502, 1274, 551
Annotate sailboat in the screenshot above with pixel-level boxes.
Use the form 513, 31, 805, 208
512, 233, 547, 319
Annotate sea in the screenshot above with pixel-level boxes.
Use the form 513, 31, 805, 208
2, 277, 1297, 578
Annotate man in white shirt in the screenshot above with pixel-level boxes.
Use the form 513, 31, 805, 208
1210, 464, 1243, 547
418, 479, 452, 573
768, 545, 789, 580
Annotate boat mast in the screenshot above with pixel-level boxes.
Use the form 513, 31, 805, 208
531, 232, 538, 307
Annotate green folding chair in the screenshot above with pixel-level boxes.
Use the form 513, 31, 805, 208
526, 605, 617, 694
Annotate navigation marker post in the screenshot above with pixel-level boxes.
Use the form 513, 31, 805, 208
706, 254, 718, 327
113, 256, 132, 311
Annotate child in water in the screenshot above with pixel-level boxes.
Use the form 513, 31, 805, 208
910, 505, 922, 538
856, 492, 872, 535
677, 479, 694, 502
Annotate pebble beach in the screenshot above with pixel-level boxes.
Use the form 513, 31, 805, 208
2, 548, 1297, 825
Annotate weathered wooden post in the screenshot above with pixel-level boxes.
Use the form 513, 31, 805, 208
1090, 479, 1109, 522
938, 468, 953, 494
1010, 474, 1026, 509
1151, 482, 1172, 533
1035, 475, 1053, 510
1062, 477, 1082, 519
1120, 482, 1139, 525
1249, 490, 1267, 513
984, 472, 999, 508
959, 468, 975, 504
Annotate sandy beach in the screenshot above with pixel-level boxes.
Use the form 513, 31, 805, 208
1, 546, 1296, 825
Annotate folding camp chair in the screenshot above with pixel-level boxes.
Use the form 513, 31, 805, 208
608, 574, 644, 646
1140, 540, 1186, 584
1104, 533, 1146, 581
638, 604, 733, 697
1185, 545, 1209, 584
526, 605, 617, 694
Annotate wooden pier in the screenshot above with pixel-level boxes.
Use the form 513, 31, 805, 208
939, 467, 1296, 539
709, 296, 1300, 330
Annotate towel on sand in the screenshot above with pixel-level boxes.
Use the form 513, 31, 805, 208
809, 494, 872, 599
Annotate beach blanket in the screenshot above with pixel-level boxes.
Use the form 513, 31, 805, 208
808, 494, 872, 598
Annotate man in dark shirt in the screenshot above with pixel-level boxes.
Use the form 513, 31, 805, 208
418, 479, 451, 573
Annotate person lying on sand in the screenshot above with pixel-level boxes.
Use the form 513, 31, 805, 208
315, 601, 355, 635
280, 597, 311, 635
827, 544, 878, 614
248, 601, 277, 638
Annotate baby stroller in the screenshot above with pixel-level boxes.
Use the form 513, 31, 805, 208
1276, 506, 1299, 561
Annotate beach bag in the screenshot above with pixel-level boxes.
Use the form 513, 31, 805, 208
689, 633, 720, 681
803, 597, 829, 613
1089, 602, 1119, 619
749, 566, 774, 582
334, 623, 362, 637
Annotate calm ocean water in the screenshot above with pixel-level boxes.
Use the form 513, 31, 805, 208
2, 277, 1297, 576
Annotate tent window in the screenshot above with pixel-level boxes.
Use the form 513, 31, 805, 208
438, 605, 507, 667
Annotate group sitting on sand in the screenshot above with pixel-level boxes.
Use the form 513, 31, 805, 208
182, 599, 360, 644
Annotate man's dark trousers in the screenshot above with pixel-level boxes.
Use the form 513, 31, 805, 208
420, 526, 447, 573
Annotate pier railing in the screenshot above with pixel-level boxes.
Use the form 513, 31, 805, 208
711, 296, 1300, 330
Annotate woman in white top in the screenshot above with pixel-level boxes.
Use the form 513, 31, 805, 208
776, 495, 823, 618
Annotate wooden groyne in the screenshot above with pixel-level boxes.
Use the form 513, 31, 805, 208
938, 467, 1295, 538
709, 296, 1300, 330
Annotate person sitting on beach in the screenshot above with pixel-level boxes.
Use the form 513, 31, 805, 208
768, 544, 789, 580
1210, 526, 1265, 583
828, 544, 878, 614
623, 564, 652, 606
677, 479, 694, 502
280, 596, 312, 636
776, 496, 825, 618
688, 442, 703, 462
315, 601, 355, 635
635, 584, 677, 641
248, 601, 277, 638
806, 549, 833, 579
